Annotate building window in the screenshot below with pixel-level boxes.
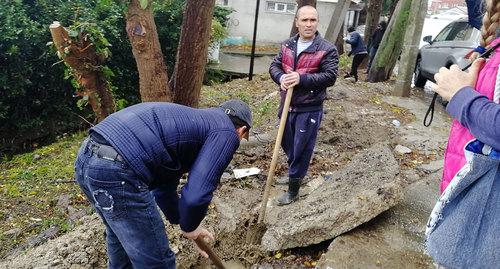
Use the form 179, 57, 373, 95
217, 0, 229, 5
266, 1, 296, 14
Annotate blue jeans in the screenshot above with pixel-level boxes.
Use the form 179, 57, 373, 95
281, 110, 323, 179
75, 138, 176, 269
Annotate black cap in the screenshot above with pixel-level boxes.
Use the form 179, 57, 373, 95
220, 99, 253, 133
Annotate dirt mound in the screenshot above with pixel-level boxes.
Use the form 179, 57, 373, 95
0, 215, 107, 269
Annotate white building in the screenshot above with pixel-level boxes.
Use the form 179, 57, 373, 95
217, 0, 364, 44
430, 6, 467, 21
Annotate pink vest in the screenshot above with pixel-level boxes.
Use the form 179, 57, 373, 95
441, 37, 500, 192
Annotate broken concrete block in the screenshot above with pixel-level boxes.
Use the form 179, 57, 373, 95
315, 223, 434, 269
315, 171, 441, 269
394, 144, 412, 154
261, 143, 403, 251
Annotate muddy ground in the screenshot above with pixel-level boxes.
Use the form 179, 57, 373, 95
0, 75, 451, 268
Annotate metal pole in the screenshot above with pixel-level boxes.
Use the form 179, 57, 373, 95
249, 0, 260, 81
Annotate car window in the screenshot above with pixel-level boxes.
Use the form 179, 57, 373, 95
445, 22, 473, 41
434, 23, 453, 42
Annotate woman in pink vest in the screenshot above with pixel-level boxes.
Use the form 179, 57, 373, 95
440, 1, 500, 192
425, 1, 500, 267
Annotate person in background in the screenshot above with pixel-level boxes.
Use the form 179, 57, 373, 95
366, 21, 387, 73
269, 5, 338, 206
344, 26, 367, 82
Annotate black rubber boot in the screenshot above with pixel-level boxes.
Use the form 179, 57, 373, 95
277, 178, 301, 206
276, 176, 310, 185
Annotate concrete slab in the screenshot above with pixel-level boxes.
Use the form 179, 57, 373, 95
316, 171, 441, 269
261, 142, 403, 251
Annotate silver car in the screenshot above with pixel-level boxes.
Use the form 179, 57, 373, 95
414, 18, 481, 87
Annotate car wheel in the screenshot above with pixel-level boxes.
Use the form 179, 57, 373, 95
414, 57, 427, 88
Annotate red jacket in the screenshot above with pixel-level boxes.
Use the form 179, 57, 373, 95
269, 33, 338, 112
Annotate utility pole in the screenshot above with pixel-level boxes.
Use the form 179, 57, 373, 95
249, 0, 260, 81
393, 0, 427, 97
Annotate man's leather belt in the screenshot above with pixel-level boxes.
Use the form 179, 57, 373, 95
89, 134, 124, 163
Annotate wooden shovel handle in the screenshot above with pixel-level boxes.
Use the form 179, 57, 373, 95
258, 87, 294, 223
194, 238, 226, 269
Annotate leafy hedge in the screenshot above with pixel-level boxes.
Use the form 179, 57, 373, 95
0, 0, 184, 155
1, 1, 76, 152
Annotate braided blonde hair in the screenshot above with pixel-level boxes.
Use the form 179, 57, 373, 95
470, 0, 499, 59
480, 0, 499, 48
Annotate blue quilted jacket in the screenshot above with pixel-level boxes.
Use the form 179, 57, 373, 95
91, 102, 240, 232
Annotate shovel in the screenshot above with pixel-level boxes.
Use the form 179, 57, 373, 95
246, 86, 294, 244
194, 238, 246, 269
194, 237, 226, 269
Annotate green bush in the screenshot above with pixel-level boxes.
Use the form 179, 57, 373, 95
213, 5, 234, 27
0, 1, 77, 154
209, 19, 228, 45
0, 0, 184, 156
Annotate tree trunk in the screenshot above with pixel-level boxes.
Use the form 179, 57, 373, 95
126, 0, 172, 102
364, 0, 384, 44
49, 22, 114, 122
170, 0, 215, 107
335, 22, 345, 55
325, 0, 350, 43
367, 0, 412, 82
290, 0, 317, 37
358, 5, 367, 25
393, 0, 427, 96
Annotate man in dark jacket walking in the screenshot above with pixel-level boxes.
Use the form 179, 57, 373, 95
344, 26, 368, 82
269, 5, 338, 206
366, 21, 387, 73
74, 100, 252, 268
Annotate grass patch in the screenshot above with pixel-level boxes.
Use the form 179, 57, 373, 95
0, 132, 87, 257
338, 53, 352, 71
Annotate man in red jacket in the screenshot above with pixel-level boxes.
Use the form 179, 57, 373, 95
269, 5, 338, 205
